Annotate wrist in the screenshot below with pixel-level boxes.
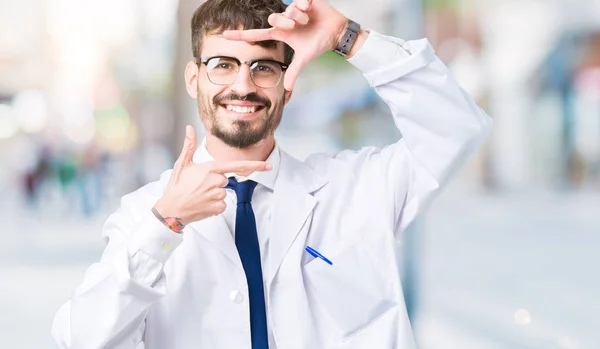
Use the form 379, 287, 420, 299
333, 17, 349, 51
152, 203, 185, 234
332, 18, 366, 59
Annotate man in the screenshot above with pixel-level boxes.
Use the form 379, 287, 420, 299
52, 0, 492, 347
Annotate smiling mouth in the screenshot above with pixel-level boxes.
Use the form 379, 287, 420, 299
220, 104, 266, 114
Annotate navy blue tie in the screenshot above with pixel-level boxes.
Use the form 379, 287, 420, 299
226, 178, 268, 349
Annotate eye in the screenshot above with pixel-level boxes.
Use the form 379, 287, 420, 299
215, 62, 234, 70
206, 58, 238, 71
256, 64, 273, 72
252, 61, 280, 74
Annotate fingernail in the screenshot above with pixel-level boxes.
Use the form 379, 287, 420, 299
265, 163, 273, 170
186, 125, 191, 137
299, 0, 309, 10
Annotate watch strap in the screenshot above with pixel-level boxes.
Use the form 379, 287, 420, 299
334, 18, 361, 57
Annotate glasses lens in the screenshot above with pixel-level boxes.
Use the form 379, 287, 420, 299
250, 61, 283, 88
205, 57, 239, 85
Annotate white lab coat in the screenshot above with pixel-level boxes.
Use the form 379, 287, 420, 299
52, 31, 492, 349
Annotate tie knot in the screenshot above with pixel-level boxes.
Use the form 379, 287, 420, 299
227, 178, 257, 204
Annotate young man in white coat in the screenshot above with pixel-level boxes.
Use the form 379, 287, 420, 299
52, 0, 492, 347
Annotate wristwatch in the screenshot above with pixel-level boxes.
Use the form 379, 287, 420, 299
333, 18, 361, 57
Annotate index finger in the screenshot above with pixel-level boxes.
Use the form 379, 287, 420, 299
222, 27, 283, 42
210, 161, 273, 175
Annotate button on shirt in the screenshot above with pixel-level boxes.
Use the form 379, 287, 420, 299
193, 139, 280, 348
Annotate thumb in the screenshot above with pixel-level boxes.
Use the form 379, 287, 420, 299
181, 125, 197, 165
172, 125, 197, 182
283, 57, 306, 91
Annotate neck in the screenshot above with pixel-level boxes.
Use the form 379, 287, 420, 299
205, 134, 275, 162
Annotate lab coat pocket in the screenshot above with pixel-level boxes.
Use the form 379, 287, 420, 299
303, 243, 395, 341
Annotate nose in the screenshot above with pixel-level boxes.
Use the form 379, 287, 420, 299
229, 64, 257, 96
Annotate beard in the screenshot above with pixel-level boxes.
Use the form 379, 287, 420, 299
198, 89, 285, 149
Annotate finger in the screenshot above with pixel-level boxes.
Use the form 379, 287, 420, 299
172, 125, 197, 181
205, 172, 229, 188
284, 5, 309, 25
295, 0, 312, 12
268, 13, 296, 31
209, 201, 227, 216
283, 57, 305, 90
210, 161, 273, 175
222, 27, 283, 42
181, 125, 197, 165
208, 187, 227, 201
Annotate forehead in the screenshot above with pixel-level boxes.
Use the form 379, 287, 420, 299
201, 35, 285, 61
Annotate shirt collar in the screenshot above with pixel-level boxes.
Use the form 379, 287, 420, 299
194, 137, 280, 191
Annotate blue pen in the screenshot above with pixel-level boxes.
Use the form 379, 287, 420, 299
305, 246, 333, 265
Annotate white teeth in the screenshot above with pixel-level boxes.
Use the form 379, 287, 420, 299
225, 105, 257, 113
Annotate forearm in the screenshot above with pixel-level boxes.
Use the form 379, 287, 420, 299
335, 30, 491, 233
349, 31, 492, 182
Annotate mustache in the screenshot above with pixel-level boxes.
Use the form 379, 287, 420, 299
214, 92, 271, 108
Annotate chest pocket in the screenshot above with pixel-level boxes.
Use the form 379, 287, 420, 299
302, 241, 395, 341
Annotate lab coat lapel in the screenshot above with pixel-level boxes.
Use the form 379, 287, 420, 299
267, 150, 328, 284
186, 214, 242, 269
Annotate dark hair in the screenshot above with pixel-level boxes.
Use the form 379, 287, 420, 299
191, 0, 294, 64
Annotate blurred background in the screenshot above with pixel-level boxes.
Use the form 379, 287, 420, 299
1, 0, 599, 347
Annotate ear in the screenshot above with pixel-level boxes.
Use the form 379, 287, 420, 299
284, 89, 293, 104
185, 61, 200, 99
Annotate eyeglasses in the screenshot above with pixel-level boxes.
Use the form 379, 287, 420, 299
198, 56, 288, 89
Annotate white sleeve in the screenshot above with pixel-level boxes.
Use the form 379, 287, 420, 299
52, 171, 183, 348
338, 30, 492, 234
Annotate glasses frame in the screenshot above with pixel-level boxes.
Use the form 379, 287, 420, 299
197, 56, 289, 89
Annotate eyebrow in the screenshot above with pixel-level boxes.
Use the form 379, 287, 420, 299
252, 56, 281, 61
208, 55, 282, 62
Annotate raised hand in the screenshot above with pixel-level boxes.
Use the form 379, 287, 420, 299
153, 125, 272, 226
222, 0, 348, 90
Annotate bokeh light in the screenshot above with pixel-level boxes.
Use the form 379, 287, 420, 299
0, 104, 19, 139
